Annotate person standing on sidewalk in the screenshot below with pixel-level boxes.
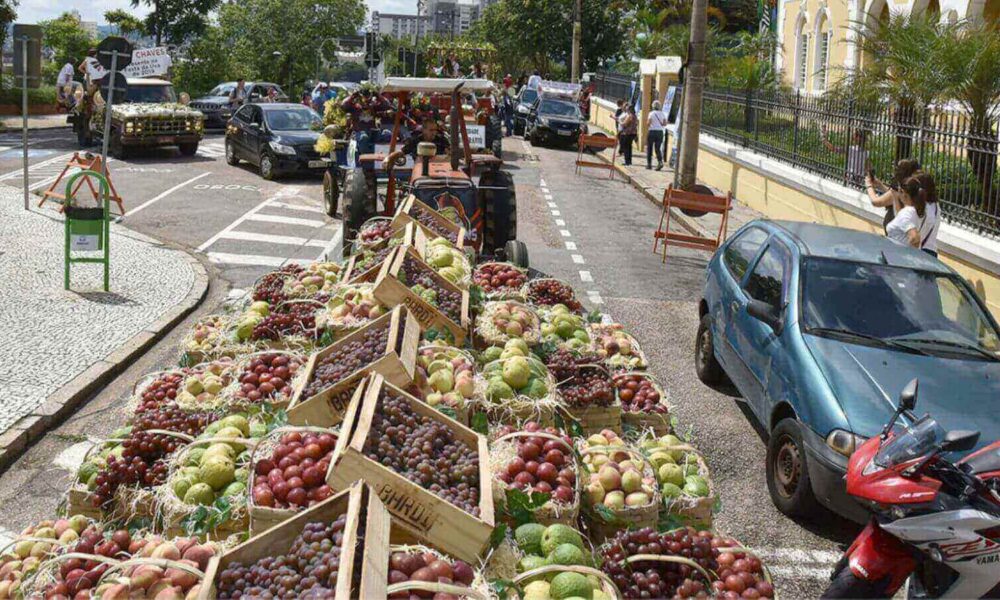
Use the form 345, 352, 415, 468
618, 105, 638, 166
646, 100, 667, 170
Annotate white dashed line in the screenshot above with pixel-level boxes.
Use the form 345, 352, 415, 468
207, 252, 313, 267
540, 178, 546, 186
267, 200, 325, 213
560, 230, 572, 237
247, 213, 327, 228
196, 187, 301, 252
555, 219, 565, 226
220, 230, 331, 248
579, 270, 593, 282
565, 242, 577, 250
544, 194, 554, 200
126, 172, 212, 217
547, 202, 558, 208
587, 291, 604, 304
551, 210, 560, 216
571, 254, 585, 264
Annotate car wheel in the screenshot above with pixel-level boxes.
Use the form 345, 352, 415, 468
766, 418, 821, 517
178, 142, 198, 156
225, 140, 240, 166
695, 313, 725, 384
259, 152, 277, 180
109, 130, 128, 159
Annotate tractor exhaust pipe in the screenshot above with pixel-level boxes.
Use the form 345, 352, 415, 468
417, 141, 436, 175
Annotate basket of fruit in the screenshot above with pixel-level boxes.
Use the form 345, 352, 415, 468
391, 195, 467, 248
547, 349, 621, 435
638, 433, 716, 526
246, 427, 339, 535
578, 431, 662, 544
490, 422, 580, 526
221, 350, 307, 411
422, 236, 473, 288
538, 305, 592, 352
351, 217, 396, 253
485, 522, 599, 583
711, 538, 776, 599
155, 419, 260, 540
242, 298, 325, 352
415, 343, 477, 424
474, 300, 541, 349
524, 278, 583, 313
290, 305, 419, 415
315, 283, 388, 341
511, 564, 621, 600
199, 480, 390, 599
0, 516, 95, 599
473, 262, 528, 301
590, 324, 649, 371
327, 374, 495, 563
281, 262, 341, 299
373, 246, 471, 345
127, 363, 234, 416
66, 432, 131, 519
386, 544, 488, 599
181, 315, 236, 365
87, 556, 208, 599
614, 372, 672, 435
471, 351, 560, 427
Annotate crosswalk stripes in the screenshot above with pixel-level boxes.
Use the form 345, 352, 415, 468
198, 142, 226, 158
0, 151, 87, 192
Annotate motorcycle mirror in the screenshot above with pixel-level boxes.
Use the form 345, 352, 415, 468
941, 430, 980, 453
899, 378, 918, 412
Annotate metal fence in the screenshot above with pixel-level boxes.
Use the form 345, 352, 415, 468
702, 87, 1000, 238
593, 70, 636, 105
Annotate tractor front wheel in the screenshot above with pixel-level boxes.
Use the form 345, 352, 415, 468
483, 169, 517, 256
323, 169, 340, 217
505, 240, 529, 268
344, 168, 375, 251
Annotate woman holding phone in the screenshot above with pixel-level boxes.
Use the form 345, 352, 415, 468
885, 172, 939, 255
865, 158, 921, 234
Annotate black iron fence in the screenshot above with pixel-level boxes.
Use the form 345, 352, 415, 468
593, 70, 636, 106
702, 87, 1000, 238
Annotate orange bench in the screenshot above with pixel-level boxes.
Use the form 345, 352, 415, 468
654, 185, 732, 263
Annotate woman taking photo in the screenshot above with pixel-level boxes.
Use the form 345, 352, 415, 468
885, 172, 940, 255
865, 158, 920, 233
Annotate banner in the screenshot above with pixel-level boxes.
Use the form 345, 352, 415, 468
122, 47, 172, 78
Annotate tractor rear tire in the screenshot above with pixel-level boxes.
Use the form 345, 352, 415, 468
109, 130, 128, 159
505, 240, 529, 269
491, 138, 503, 159
323, 169, 340, 217
178, 142, 198, 157
487, 115, 503, 158
483, 170, 517, 256
344, 168, 374, 247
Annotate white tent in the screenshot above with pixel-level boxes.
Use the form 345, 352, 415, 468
381, 77, 496, 94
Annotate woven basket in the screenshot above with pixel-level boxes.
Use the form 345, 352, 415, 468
615, 372, 672, 436
414, 344, 478, 426
522, 278, 584, 314
556, 363, 622, 436
473, 262, 528, 301
589, 324, 649, 371
386, 543, 491, 599
489, 430, 580, 527
473, 300, 542, 349
577, 444, 662, 545
510, 564, 622, 599
218, 349, 309, 411
469, 357, 561, 428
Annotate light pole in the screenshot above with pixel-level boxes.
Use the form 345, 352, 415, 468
272, 51, 283, 89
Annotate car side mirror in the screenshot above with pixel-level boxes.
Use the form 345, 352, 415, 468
941, 430, 980, 453
899, 378, 918, 412
747, 299, 783, 334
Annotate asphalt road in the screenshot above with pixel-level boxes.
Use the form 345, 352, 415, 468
0, 127, 855, 598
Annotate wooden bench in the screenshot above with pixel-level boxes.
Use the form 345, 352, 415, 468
654, 185, 732, 263
575, 133, 617, 179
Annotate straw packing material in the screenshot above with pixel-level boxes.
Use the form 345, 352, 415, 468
474, 301, 542, 349
469, 354, 561, 426
315, 283, 388, 340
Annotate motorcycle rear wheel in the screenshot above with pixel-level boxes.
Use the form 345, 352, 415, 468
821, 562, 892, 599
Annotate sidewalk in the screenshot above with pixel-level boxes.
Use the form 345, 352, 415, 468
1, 114, 71, 130
584, 128, 761, 240
0, 188, 207, 469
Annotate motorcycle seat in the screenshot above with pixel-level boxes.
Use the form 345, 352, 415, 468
961, 446, 1000, 476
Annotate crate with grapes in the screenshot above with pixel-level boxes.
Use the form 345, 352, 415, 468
390, 196, 467, 248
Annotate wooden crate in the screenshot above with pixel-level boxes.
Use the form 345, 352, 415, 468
327, 374, 495, 563
285, 369, 367, 428
390, 195, 467, 248
198, 480, 389, 600
343, 223, 427, 283
65, 487, 103, 521
373, 246, 471, 345
288, 305, 419, 413
562, 404, 622, 436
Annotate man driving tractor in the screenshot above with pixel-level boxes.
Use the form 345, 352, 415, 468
382, 116, 450, 169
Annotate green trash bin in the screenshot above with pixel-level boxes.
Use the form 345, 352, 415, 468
64, 170, 111, 291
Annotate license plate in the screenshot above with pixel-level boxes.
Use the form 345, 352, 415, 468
157, 136, 174, 144
557, 130, 574, 136
308, 160, 328, 168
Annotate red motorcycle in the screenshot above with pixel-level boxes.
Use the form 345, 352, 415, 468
823, 379, 1000, 598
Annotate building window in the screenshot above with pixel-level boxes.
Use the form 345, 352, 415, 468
796, 33, 809, 91
814, 22, 830, 92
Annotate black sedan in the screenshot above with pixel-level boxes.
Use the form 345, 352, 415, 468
225, 103, 327, 180
190, 81, 288, 129
525, 97, 587, 147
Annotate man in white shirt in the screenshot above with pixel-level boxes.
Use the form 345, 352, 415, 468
57, 62, 75, 106
526, 70, 542, 89
646, 100, 667, 170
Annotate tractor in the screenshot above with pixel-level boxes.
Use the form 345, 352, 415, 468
339, 77, 525, 266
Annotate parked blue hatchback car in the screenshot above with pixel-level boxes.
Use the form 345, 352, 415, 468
696, 219, 1000, 522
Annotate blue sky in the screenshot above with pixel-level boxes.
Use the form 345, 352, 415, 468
16, 0, 414, 25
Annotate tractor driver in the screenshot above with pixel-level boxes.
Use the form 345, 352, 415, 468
382, 117, 450, 170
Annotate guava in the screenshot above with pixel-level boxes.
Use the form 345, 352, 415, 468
661, 482, 683, 499
172, 476, 194, 500
481, 346, 503, 363
183, 483, 216, 506
548, 543, 586, 566
524, 378, 549, 399
502, 356, 531, 389
222, 481, 246, 498
185, 448, 206, 467
683, 476, 710, 497
249, 301, 270, 316
518, 555, 549, 574
428, 369, 455, 394
505, 337, 530, 356
486, 379, 515, 401
657, 463, 684, 487
199, 456, 235, 491
555, 321, 577, 339
203, 421, 223, 437
572, 329, 590, 344
77, 462, 98, 485
234, 468, 248, 484
218, 415, 250, 437
249, 420, 267, 438
201, 443, 233, 463
549, 572, 592, 600
515, 523, 545, 555
428, 359, 451, 374
540, 524, 584, 556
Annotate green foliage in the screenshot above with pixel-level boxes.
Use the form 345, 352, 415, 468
40, 12, 96, 79
502, 488, 551, 527
132, 0, 219, 45
104, 9, 147, 40
0, 0, 17, 85
172, 27, 238, 98
0, 86, 57, 107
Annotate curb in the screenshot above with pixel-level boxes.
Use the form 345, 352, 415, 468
0, 245, 210, 473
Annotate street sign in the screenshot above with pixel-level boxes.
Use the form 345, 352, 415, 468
97, 36, 133, 71
12, 24, 42, 89
123, 47, 172, 78
467, 125, 486, 148
101, 72, 129, 105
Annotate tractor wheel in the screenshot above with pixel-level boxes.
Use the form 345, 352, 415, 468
487, 114, 503, 158
483, 170, 517, 255
505, 240, 529, 269
344, 168, 374, 245
323, 169, 340, 217
109, 130, 129, 159
491, 138, 503, 159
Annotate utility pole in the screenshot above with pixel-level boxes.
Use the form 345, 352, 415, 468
677, 0, 707, 191
571, 0, 582, 83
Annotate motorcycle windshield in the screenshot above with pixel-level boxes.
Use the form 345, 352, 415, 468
875, 416, 945, 468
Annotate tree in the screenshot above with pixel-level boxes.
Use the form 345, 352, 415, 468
0, 0, 17, 86
104, 9, 147, 41
131, 0, 220, 45
219, 0, 365, 92
172, 26, 235, 97
678, 0, 707, 191
40, 12, 95, 81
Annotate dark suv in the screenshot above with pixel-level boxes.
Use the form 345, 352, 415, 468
190, 81, 288, 128
525, 96, 587, 147
225, 103, 326, 180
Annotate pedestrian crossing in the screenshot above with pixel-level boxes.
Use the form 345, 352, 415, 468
198, 141, 226, 159
0, 151, 85, 192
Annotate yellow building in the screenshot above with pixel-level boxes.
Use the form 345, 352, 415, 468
777, 0, 1000, 92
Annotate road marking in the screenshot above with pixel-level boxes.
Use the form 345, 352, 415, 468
125, 172, 212, 217
220, 230, 331, 248
540, 178, 546, 186
571, 254, 585, 264
547, 202, 558, 208
207, 252, 314, 267
544, 194, 554, 200
560, 229, 571, 237
268, 200, 324, 213
0, 527, 14, 551
555, 219, 565, 226
197, 187, 301, 252
551, 210, 560, 216
0, 151, 76, 181
587, 291, 604, 304
579, 270, 593, 282
565, 241, 577, 250
318, 225, 344, 261
247, 213, 327, 228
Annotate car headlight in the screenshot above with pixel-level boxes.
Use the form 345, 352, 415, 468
826, 429, 867, 457
125, 120, 134, 133
516, 105, 529, 114
270, 141, 296, 155
539, 117, 551, 127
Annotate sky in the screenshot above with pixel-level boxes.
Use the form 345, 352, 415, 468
16, 0, 415, 25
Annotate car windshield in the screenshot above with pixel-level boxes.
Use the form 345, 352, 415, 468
127, 85, 177, 103
208, 83, 236, 97
875, 415, 945, 468
801, 257, 1000, 360
264, 107, 321, 131
520, 89, 538, 105
539, 99, 581, 118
